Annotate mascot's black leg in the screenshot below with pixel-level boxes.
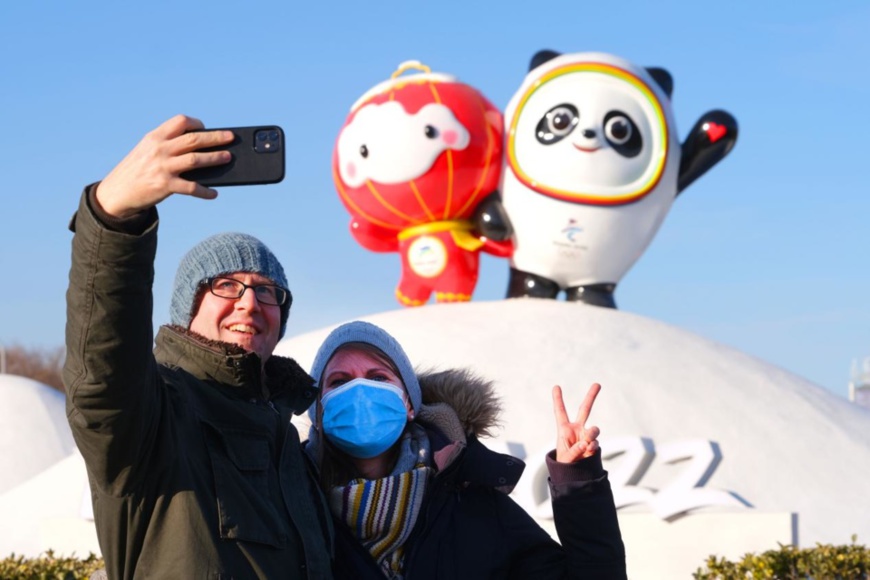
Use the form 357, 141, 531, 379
565, 283, 617, 308
507, 268, 560, 299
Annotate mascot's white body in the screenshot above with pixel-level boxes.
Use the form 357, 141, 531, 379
501, 52, 681, 289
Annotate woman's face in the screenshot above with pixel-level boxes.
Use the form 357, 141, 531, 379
322, 347, 414, 420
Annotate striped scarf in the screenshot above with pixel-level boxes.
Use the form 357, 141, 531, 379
329, 465, 431, 578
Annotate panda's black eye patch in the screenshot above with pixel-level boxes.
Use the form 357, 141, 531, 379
536, 103, 579, 145
603, 111, 642, 158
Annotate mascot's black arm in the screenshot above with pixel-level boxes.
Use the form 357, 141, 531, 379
677, 110, 738, 194
473, 191, 513, 241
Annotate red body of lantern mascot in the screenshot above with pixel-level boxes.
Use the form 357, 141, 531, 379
332, 61, 513, 306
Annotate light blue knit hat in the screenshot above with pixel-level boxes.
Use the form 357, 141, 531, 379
309, 321, 421, 416
170, 232, 291, 338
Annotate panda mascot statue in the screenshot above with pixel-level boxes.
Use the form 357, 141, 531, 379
501, 49, 738, 308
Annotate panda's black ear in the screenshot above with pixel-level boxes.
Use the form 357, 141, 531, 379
530, 50, 561, 71
646, 67, 673, 98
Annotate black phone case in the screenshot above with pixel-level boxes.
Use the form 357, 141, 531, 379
181, 126, 285, 187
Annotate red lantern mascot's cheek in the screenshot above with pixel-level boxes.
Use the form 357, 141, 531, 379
333, 61, 513, 306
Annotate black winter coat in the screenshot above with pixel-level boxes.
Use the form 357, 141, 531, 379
320, 369, 626, 579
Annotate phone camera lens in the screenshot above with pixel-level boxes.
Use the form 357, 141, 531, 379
254, 129, 280, 153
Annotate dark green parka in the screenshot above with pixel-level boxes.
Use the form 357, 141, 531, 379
64, 188, 333, 579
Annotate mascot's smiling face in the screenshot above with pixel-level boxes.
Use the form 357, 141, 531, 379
331, 68, 503, 229
508, 61, 671, 206
337, 101, 470, 188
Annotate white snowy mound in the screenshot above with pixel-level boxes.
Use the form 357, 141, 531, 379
0, 449, 98, 558
0, 375, 76, 495
4, 300, 867, 576
276, 299, 870, 573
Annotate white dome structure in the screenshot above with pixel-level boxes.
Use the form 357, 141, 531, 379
4, 300, 868, 578
0, 375, 76, 495
275, 300, 870, 579
0, 449, 98, 558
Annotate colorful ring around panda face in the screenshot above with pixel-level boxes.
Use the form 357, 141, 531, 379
507, 62, 670, 206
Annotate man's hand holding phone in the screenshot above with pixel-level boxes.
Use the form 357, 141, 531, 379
95, 115, 285, 220
95, 115, 233, 219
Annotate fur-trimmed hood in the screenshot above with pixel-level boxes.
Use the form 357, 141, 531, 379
416, 368, 522, 494
417, 368, 502, 440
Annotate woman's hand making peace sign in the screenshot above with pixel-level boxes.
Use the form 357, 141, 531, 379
552, 383, 602, 463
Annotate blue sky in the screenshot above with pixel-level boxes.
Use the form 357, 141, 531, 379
1, 1, 868, 398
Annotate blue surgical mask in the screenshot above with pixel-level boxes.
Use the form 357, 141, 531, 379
320, 378, 409, 459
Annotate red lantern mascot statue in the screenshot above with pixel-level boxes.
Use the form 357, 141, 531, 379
333, 61, 513, 306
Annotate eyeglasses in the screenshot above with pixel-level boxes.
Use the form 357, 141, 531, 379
206, 277, 291, 307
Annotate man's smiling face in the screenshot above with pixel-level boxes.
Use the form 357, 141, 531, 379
189, 272, 282, 362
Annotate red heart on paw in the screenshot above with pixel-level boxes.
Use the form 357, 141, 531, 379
705, 122, 727, 143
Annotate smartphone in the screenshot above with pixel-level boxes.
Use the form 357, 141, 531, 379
181, 125, 286, 187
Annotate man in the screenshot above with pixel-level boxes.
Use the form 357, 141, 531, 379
64, 115, 333, 579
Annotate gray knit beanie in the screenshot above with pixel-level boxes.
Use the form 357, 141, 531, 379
170, 232, 291, 338
309, 321, 421, 416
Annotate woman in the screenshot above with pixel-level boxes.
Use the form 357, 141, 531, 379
305, 320, 626, 579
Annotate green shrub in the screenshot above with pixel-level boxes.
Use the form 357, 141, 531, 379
0, 550, 104, 580
694, 535, 869, 579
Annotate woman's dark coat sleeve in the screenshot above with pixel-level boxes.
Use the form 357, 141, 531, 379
548, 450, 627, 580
